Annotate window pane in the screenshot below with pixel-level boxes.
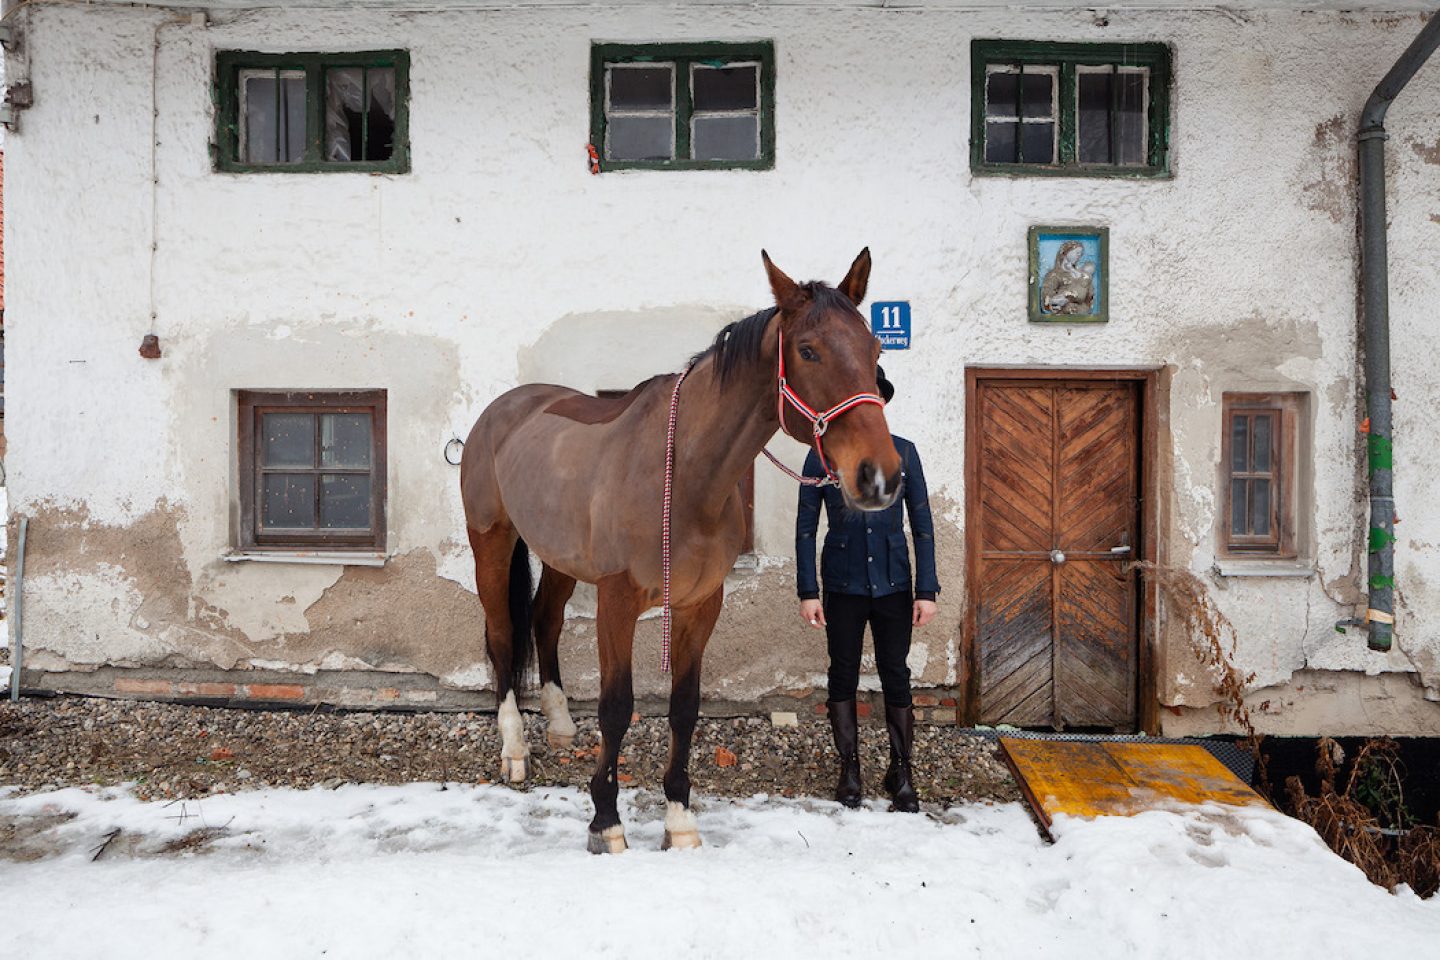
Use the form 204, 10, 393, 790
320, 413, 372, 468
243, 73, 277, 164
608, 65, 673, 110
693, 65, 757, 112
263, 474, 316, 528
320, 475, 372, 529
325, 67, 394, 163
262, 413, 314, 467
243, 71, 305, 165
1078, 70, 1112, 164
985, 121, 1017, 163
607, 116, 673, 161
1250, 480, 1272, 536
986, 71, 1018, 118
1021, 72, 1053, 119
366, 67, 397, 161
325, 68, 362, 161
1230, 479, 1248, 536
1115, 71, 1146, 165
693, 116, 758, 161
1253, 414, 1273, 473
1230, 416, 1249, 473
1020, 122, 1055, 164
283, 75, 307, 162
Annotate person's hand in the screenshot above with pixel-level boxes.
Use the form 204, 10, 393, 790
800, 599, 826, 628
912, 599, 938, 627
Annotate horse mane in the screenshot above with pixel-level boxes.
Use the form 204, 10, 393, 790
693, 283, 856, 388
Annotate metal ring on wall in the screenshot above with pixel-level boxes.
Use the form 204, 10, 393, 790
444, 438, 464, 466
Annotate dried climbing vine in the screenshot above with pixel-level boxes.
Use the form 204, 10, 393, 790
1131, 560, 1439, 898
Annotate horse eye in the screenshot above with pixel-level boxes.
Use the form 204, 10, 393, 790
799, 346, 819, 362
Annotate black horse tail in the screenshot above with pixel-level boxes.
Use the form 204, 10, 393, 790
508, 537, 536, 696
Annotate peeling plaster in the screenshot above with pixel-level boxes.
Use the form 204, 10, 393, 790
11, 4, 1440, 726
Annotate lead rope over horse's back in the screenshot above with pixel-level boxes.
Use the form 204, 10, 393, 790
660, 329, 885, 672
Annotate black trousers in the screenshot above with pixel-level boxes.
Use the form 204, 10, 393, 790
824, 591, 913, 708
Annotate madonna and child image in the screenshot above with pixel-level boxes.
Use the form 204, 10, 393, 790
1028, 226, 1109, 323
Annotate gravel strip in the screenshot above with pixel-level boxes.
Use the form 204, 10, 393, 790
0, 696, 1019, 807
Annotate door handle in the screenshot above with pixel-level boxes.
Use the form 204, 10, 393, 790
1050, 550, 1066, 565
1109, 545, 1131, 554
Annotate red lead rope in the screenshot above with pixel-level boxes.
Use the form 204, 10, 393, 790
661, 362, 694, 674
660, 330, 885, 672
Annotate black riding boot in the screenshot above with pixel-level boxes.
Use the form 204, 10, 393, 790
827, 700, 863, 808
882, 703, 919, 813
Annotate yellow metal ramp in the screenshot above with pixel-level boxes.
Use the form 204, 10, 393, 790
999, 736, 1268, 834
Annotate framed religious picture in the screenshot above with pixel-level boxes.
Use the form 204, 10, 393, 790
1028, 226, 1109, 323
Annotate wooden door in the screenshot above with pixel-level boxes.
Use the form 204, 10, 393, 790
968, 377, 1142, 731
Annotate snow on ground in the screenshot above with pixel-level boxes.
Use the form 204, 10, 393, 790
2, 785, 1437, 958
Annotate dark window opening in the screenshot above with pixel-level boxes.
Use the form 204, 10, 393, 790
971, 40, 1170, 177
217, 51, 409, 173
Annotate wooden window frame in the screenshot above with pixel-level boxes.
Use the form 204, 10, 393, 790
970, 40, 1171, 178
238, 390, 388, 552
1220, 393, 1300, 559
589, 41, 776, 172
215, 50, 411, 174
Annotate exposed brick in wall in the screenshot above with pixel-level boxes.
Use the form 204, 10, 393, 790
28, 668, 967, 723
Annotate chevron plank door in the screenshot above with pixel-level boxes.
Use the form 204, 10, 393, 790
972, 379, 1140, 731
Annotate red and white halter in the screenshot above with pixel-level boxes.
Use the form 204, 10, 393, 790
660, 328, 885, 671
763, 328, 887, 488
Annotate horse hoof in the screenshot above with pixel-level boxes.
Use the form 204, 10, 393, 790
546, 731, 574, 751
662, 800, 702, 850
587, 826, 628, 855
661, 829, 702, 851
501, 756, 528, 783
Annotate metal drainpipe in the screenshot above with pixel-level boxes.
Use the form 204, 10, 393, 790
1355, 14, 1440, 652
9, 516, 27, 701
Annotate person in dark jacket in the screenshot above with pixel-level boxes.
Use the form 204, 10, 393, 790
795, 366, 939, 812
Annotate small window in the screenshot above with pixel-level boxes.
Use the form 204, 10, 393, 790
1221, 393, 1303, 557
238, 390, 387, 551
590, 42, 775, 171
216, 51, 409, 173
971, 40, 1170, 177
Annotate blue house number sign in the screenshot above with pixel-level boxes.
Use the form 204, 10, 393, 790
871, 301, 911, 349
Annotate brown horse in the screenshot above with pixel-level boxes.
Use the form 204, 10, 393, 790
459, 250, 902, 853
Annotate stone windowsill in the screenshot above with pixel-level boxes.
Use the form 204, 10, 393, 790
1212, 559, 1314, 579
224, 551, 388, 568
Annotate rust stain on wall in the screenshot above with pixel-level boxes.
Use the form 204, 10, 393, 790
1302, 115, 1354, 224
1410, 137, 1440, 166
297, 549, 486, 679
15, 501, 250, 654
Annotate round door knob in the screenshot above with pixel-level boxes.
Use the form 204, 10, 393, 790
1050, 550, 1066, 565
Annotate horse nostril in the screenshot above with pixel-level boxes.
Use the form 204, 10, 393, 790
857, 460, 877, 488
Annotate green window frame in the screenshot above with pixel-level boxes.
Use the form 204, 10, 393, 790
589, 42, 775, 171
970, 40, 1171, 178
215, 50, 410, 174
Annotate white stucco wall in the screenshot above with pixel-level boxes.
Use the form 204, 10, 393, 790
7, 3, 1440, 732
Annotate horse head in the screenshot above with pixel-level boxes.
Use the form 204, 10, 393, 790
763, 248, 903, 511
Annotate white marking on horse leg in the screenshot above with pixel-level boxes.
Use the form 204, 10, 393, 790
540, 681, 577, 750
587, 824, 628, 855
662, 800, 702, 850
497, 690, 530, 783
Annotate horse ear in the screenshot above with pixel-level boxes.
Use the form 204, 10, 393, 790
762, 250, 807, 313
838, 247, 871, 306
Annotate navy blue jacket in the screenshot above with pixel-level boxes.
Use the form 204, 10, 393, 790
795, 435, 940, 601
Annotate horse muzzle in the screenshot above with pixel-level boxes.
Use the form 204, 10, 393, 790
849, 459, 902, 511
